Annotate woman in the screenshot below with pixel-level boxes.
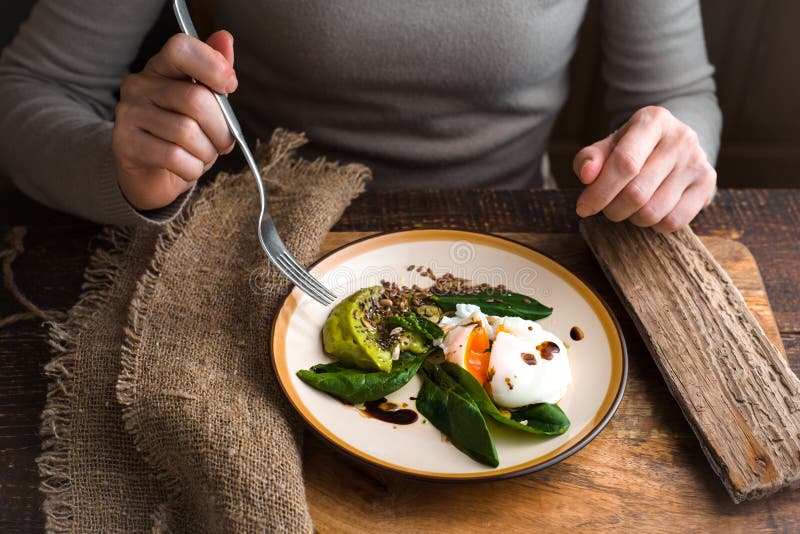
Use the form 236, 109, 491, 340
0, 1, 719, 231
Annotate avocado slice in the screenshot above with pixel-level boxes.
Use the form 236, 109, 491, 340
395, 330, 428, 354
322, 286, 392, 372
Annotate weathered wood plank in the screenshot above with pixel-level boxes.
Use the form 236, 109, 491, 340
700, 236, 786, 358
579, 216, 800, 503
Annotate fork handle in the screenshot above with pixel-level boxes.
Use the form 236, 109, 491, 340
172, 0, 267, 212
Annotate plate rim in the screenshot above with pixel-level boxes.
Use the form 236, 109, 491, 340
270, 229, 628, 481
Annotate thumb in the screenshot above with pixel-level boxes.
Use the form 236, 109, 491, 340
573, 128, 624, 185
206, 30, 234, 67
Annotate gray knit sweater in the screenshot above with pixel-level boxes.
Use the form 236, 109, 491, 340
0, 0, 721, 226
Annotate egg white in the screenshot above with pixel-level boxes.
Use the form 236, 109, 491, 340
437, 305, 571, 408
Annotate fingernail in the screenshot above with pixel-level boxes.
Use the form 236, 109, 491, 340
576, 202, 593, 218
225, 74, 237, 94
223, 141, 235, 155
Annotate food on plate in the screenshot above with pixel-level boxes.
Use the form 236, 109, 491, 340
295, 350, 431, 405
321, 286, 394, 372
321, 286, 439, 373
298, 269, 572, 467
416, 361, 570, 467
437, 304, 571, 408
430, 291, 552, 321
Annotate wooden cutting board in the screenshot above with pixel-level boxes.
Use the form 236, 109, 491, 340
300, 232, 790, 532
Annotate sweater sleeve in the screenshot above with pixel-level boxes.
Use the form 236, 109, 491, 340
599, 0, 722, 165
0, 0, 192, 226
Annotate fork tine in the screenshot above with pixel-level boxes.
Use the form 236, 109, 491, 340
289, 264, 336, 304
288, 267, 334, 305
272, 256, 326, 301
298, 270, 336, 303
298, 279, 335, 305
273, 254, 334, 305
265, 247, 336, 306
274, 252, 334, 299
278, 264, 331, 305
279, 252, 337, 301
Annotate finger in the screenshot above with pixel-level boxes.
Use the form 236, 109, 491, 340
576, 112, 664, 217
573, 125, 631, 185
144, 78, 234, 153
601, 141, 680, 222
573, 134, 615, 186
121, 127, 205, 182
206, 30, 235, 69
627, 168, 691, 228
129, 103, 218, 165
652, 182, 711, 233
145, 33, 236, 94
573, 124, 633, 187
118, 167, 194, 211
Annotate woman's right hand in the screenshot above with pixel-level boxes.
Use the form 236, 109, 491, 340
112, 30, 237, 211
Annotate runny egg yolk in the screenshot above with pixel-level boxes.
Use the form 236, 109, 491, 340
464, 326, 490, 384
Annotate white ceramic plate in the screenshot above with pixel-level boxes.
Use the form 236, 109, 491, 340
271, 230, 627, 480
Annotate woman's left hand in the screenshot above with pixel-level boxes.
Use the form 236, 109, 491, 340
572, 106, 717, 233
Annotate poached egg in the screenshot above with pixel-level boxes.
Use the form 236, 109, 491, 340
437, 304, 571, 408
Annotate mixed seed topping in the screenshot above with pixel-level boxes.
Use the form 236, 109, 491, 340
378, 268, 506, 316
353, 266, 510, 353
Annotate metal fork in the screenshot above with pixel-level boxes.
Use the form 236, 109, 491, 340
172, 0, 336, 306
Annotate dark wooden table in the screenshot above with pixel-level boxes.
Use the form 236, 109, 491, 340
1, 188, 799, 532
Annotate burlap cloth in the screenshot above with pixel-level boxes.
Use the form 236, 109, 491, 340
38, 130, 371, 532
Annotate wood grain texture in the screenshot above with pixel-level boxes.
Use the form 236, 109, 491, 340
301, 232, 800, 532
1, 188, 799, 532
579, 217, 800, 503
700, 236, 786, 358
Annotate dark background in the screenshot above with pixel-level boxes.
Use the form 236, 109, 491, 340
1, 0, 798, 188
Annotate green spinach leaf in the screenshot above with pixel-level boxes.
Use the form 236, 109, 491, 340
297, 351, 427, 404
508, 403, 571, 435
416, 362, 499, 467
441, 362, 570, 436
386, 311, 444, 341
429, 291, 552, 321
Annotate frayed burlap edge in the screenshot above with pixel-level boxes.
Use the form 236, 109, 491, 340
37, 226, 135, 533
115, 151, 230, 512
36, 129, 369, 532
115, 129, 370, 530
